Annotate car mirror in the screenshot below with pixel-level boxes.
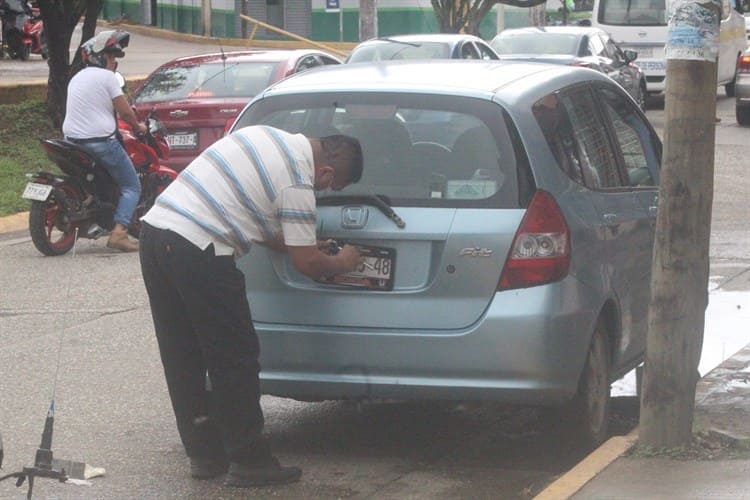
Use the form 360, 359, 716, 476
624, 49, 638, 63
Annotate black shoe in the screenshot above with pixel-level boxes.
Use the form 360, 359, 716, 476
190, 456, 229, 479
223, 458, 302, 487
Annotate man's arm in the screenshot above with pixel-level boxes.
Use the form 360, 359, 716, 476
287, 244, 362, 280
113, 95, 147, 134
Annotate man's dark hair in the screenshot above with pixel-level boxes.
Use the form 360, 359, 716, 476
320, 134, 364, 184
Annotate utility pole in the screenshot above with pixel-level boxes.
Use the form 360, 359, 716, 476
639, 0, 720, 448
359, 0, 378, 41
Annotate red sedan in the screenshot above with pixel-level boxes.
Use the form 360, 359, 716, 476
131, 49, 342, 171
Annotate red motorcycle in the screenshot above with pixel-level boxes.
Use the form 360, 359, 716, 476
0, 0, 46, 60
22, 110, 178, 256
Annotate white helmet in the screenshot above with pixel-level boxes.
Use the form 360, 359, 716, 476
81, 30, 130, 68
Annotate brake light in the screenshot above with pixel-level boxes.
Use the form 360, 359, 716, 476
739, 54, 750, 73
498, 190, 570, 291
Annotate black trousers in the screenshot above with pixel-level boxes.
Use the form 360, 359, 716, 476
139, 222, 269, 463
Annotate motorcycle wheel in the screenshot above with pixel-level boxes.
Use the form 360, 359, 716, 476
28, 185, 80, 256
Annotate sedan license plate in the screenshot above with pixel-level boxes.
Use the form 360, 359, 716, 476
317, 245, 395, 291
167, 131, 198, 150
22, 182, 53, 201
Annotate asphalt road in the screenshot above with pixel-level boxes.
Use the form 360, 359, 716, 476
1, 53, 748, 499
0, 24, 224, 83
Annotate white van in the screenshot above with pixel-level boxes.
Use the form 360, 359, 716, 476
592, 0, 748, 97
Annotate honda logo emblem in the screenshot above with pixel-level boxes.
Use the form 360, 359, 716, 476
341, 206, 368, 229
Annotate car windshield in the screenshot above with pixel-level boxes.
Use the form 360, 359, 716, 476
233, 92, 521, 208
492, 33, 580, 55
348, 41, 451, 62
598, 0, 667, 26
134, 61, 281, 103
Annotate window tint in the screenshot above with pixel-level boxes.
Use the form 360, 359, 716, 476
559, 87, 621, 188
134, 61, 280, 102
533, 93, 585, 184
235, 93, 520, 207
476, 42, 499, 60
597, 86, 660, 186
296, 55, 321, 72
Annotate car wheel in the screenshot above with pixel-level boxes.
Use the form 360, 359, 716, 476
737, 105, 750, 126
725, 59, 738, 98
566, 320, 611, 450
637, 80, 648, 111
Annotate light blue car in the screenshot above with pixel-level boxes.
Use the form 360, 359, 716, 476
230, 59, 661, 448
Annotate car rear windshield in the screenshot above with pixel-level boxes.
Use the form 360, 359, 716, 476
492, 33, 580, 55
598, 0, 667, 26
348, 41, 452, 62
233, 92, 523, 208
133, 61, 281, 103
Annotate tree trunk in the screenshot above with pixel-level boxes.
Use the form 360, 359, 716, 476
359, 0, 377, 41
529, 2, 546, 27
639, 0, 718, 448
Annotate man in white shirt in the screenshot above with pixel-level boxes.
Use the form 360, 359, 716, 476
139, 126, 363, 487
62, 30, 146, 252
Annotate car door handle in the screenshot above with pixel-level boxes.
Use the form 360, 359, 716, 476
648, 206, 658, 217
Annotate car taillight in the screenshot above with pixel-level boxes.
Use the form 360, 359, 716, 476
739, 54, 750, 73
498, 190, 570, 291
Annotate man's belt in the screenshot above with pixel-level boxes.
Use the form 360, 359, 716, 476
66, 134, 114, 144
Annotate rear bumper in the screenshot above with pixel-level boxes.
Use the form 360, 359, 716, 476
736, 75, 750, 103
256, 280, 599, 406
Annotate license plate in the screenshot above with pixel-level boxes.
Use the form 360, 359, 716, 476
167, 131, 198, 149
22, 182, 53, 201
317, 245, 395, 291
635, 47, 653, 58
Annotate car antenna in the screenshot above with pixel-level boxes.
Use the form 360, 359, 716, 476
0, 230, 95, 499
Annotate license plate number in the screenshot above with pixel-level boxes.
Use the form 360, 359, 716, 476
167, 132, 198, 149
22, 182, 53, 201
317, 245, 395, 291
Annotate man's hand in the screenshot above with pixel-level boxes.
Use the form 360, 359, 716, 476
287, 243, 364, 279
335, 244, 363, 273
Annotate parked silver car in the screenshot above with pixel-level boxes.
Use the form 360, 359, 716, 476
490, 26, 648, 110
736, 48, 750, 125
230, 60, 661, 448
346, 33, 500, 63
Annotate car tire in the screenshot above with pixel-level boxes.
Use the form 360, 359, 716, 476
637, 80, 648, 111
565, 320, 611, 450
725, 59, 738, 98
737, 105, 750, 126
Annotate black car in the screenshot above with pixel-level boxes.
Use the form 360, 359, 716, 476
491, 26, 648, 110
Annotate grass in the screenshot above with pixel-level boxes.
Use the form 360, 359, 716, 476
0, 100, 62, 217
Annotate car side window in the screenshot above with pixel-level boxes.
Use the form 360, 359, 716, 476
559, 87, 622, 189
475, 42, 499, 60
597, 86, 660, 187
320, 55, 341, 65
601, 35, 625, 66
296, 56, 321, 72
461, 42, 481, 59
533, 93, 585, 185
588, 34, 606, 58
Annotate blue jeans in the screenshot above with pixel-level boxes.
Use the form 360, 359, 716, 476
78, 137, 141, 227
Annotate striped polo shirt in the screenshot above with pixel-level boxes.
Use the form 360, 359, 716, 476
142, 125, 317, 257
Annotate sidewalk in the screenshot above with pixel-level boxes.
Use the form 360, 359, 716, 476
536, 343, 750, 500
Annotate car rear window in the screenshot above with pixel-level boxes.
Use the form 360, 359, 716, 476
134, 61, 281, 103
233, 92, 522, 208
348, 42, 451, 62
492, 33, 580, 55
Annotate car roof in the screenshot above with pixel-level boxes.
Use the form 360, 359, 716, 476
497, 26, 602, 37
259, 59, 611, 102
155, 49, 337, 67
360, 33, 486, 44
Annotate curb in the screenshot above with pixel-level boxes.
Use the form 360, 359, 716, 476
533, 427, 639, 500
0, 211, 29, 234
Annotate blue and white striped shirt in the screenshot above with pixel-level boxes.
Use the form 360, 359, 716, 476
142, 126, 317, 256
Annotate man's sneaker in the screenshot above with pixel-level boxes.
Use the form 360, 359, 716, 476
190, 456, 229, 479
223, 458, 301, 487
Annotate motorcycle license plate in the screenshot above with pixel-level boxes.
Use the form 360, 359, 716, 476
22, 182, 53, 201
167, 132, 198, 150
316, 245, 395, 291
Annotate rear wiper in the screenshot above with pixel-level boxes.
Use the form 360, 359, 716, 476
378, 37, 421, 47
317, 194, 406, 229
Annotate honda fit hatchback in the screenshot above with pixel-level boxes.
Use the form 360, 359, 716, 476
229, 60, 661, 448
